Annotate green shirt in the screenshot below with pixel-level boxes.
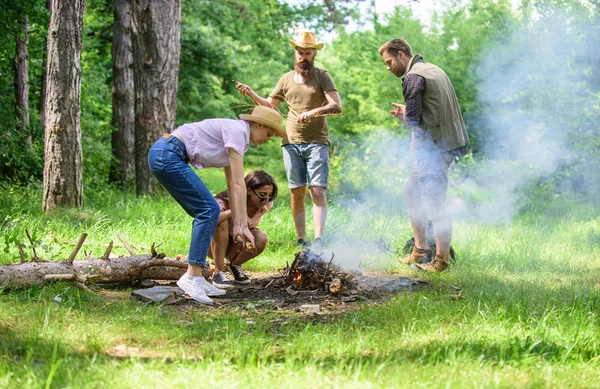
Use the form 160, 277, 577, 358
270, 68, 337, 145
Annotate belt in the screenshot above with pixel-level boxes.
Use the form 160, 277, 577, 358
162, 133, 170, 139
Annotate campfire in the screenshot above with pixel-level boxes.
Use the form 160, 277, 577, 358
271, 250, 358, 294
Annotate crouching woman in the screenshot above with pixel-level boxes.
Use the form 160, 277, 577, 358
208, 170, 278, 288
147, 106, 285, 304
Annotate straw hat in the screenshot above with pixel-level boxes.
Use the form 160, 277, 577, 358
289, 31, 324, 50
239, 106, 286, 138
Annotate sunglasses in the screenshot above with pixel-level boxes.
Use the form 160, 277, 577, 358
251, 188, 275, 203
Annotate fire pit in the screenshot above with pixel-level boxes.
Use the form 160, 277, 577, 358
270, 250, 359, 294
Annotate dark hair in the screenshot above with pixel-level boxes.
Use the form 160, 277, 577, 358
244, 169, 278, 198
215, 169, 278, 202
378, 39, 412, 57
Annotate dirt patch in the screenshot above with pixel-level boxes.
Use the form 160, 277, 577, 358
98, 272, 429, 314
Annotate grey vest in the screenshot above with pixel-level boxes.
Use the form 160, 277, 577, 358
405, 58, 469, 152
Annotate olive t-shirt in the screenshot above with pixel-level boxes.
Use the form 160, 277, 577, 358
269, 68, 337, 145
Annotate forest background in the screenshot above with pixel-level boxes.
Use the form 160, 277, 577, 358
1, 0, 600, 388
0, 0, 598, 212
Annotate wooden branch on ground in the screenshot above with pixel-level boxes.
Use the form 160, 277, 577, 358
0, 254, 188, 288
117, 234, 137, 256
17, 242, 26, 263
102, 241, 113, 260
67, 233, 88, 263
25, 229, 39, 261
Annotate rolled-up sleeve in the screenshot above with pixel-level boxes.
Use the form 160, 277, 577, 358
402, 74, 425, 128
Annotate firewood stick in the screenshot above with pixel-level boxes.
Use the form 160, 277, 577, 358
138, 258, 188, 270
77, 282, 91, 292
322, 254, 335, 284
44, 274, 76, 281
25, 229, 38, 260
264, 278, 277, 289
102, 241, 113, 260
67, 233, 88, 263
17, 241, 26, 263
117, 234, 137, 256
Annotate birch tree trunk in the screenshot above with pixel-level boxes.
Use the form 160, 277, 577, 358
43, 0, 85, 212
14, 17, 31, 147
109, 0, 135, 186
132, 0, 181, 196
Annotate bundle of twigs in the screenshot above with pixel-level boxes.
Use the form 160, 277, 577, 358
275, 250, 357, 294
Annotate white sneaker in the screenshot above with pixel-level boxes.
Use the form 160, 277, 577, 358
195, 276, 227, 296
176, 275, 213, 305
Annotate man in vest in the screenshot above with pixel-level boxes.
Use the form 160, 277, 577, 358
236, 31, 342, 249
379, 38, 469, 272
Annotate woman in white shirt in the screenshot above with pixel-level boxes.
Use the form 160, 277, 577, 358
148, 106, 285, 304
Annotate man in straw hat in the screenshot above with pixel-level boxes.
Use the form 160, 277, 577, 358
148, 106, 285, 303
378, 38, 469, 272
236, 30, 342, 249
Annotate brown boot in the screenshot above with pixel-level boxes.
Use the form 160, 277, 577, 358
415, 255, 449, 272
400, 247, 431, 264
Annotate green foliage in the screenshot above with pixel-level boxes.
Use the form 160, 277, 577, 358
0, 0, 48, 184
0, 121, 44, 184
176, 0, 299, 124
1, 181, 600, 387
80, 0, 113, 188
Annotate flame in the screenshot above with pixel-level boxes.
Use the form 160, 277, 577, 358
291, 270, 303, 284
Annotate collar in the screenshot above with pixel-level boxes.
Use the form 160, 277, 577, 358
402, 54, 424, 79
403, 56, 415, 78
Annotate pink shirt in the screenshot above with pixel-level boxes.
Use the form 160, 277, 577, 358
173, 119, 250, 170
216, 196, 273, 230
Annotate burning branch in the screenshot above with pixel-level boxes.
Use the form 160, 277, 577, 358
271, 250, 357, 295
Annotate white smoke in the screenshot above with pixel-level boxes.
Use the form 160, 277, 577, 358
452, 13, 599, 223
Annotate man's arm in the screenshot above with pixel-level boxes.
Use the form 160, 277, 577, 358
389, 75, 424, 127
402, 74, 424, 127
296, 90, 342, 123
235, 81, 281, 108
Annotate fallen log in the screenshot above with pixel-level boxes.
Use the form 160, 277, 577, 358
0, 254, 188, 288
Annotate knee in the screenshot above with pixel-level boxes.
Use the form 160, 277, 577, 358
254, 231, 268, 253
199, 199, 221, 223
310, 187, 327, 204
291, 188, 306, 202
215, 219, 228, 233
403, 184, 418, 207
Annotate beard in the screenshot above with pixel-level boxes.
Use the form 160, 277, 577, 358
294, 58, 315, 78
391, 62, 406, 78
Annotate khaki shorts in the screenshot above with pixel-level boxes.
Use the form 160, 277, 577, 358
404, 151, 456, 212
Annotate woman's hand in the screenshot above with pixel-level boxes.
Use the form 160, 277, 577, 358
233, 225, 255, 249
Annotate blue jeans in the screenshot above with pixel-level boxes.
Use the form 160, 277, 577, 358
148, 136, 220, 266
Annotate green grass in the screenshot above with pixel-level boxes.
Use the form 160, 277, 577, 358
1, 179, 600, 388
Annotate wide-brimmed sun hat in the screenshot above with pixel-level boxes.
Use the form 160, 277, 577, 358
289, 31, 324, 50
239, 106, 286, 138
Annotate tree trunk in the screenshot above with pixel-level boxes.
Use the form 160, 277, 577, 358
14, 17, 31, 147
0, 255, 187, 288
131, 0, 181, 196
39, 0, 50, 126
43, 0, 85, 212
109, 0, 135, 186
